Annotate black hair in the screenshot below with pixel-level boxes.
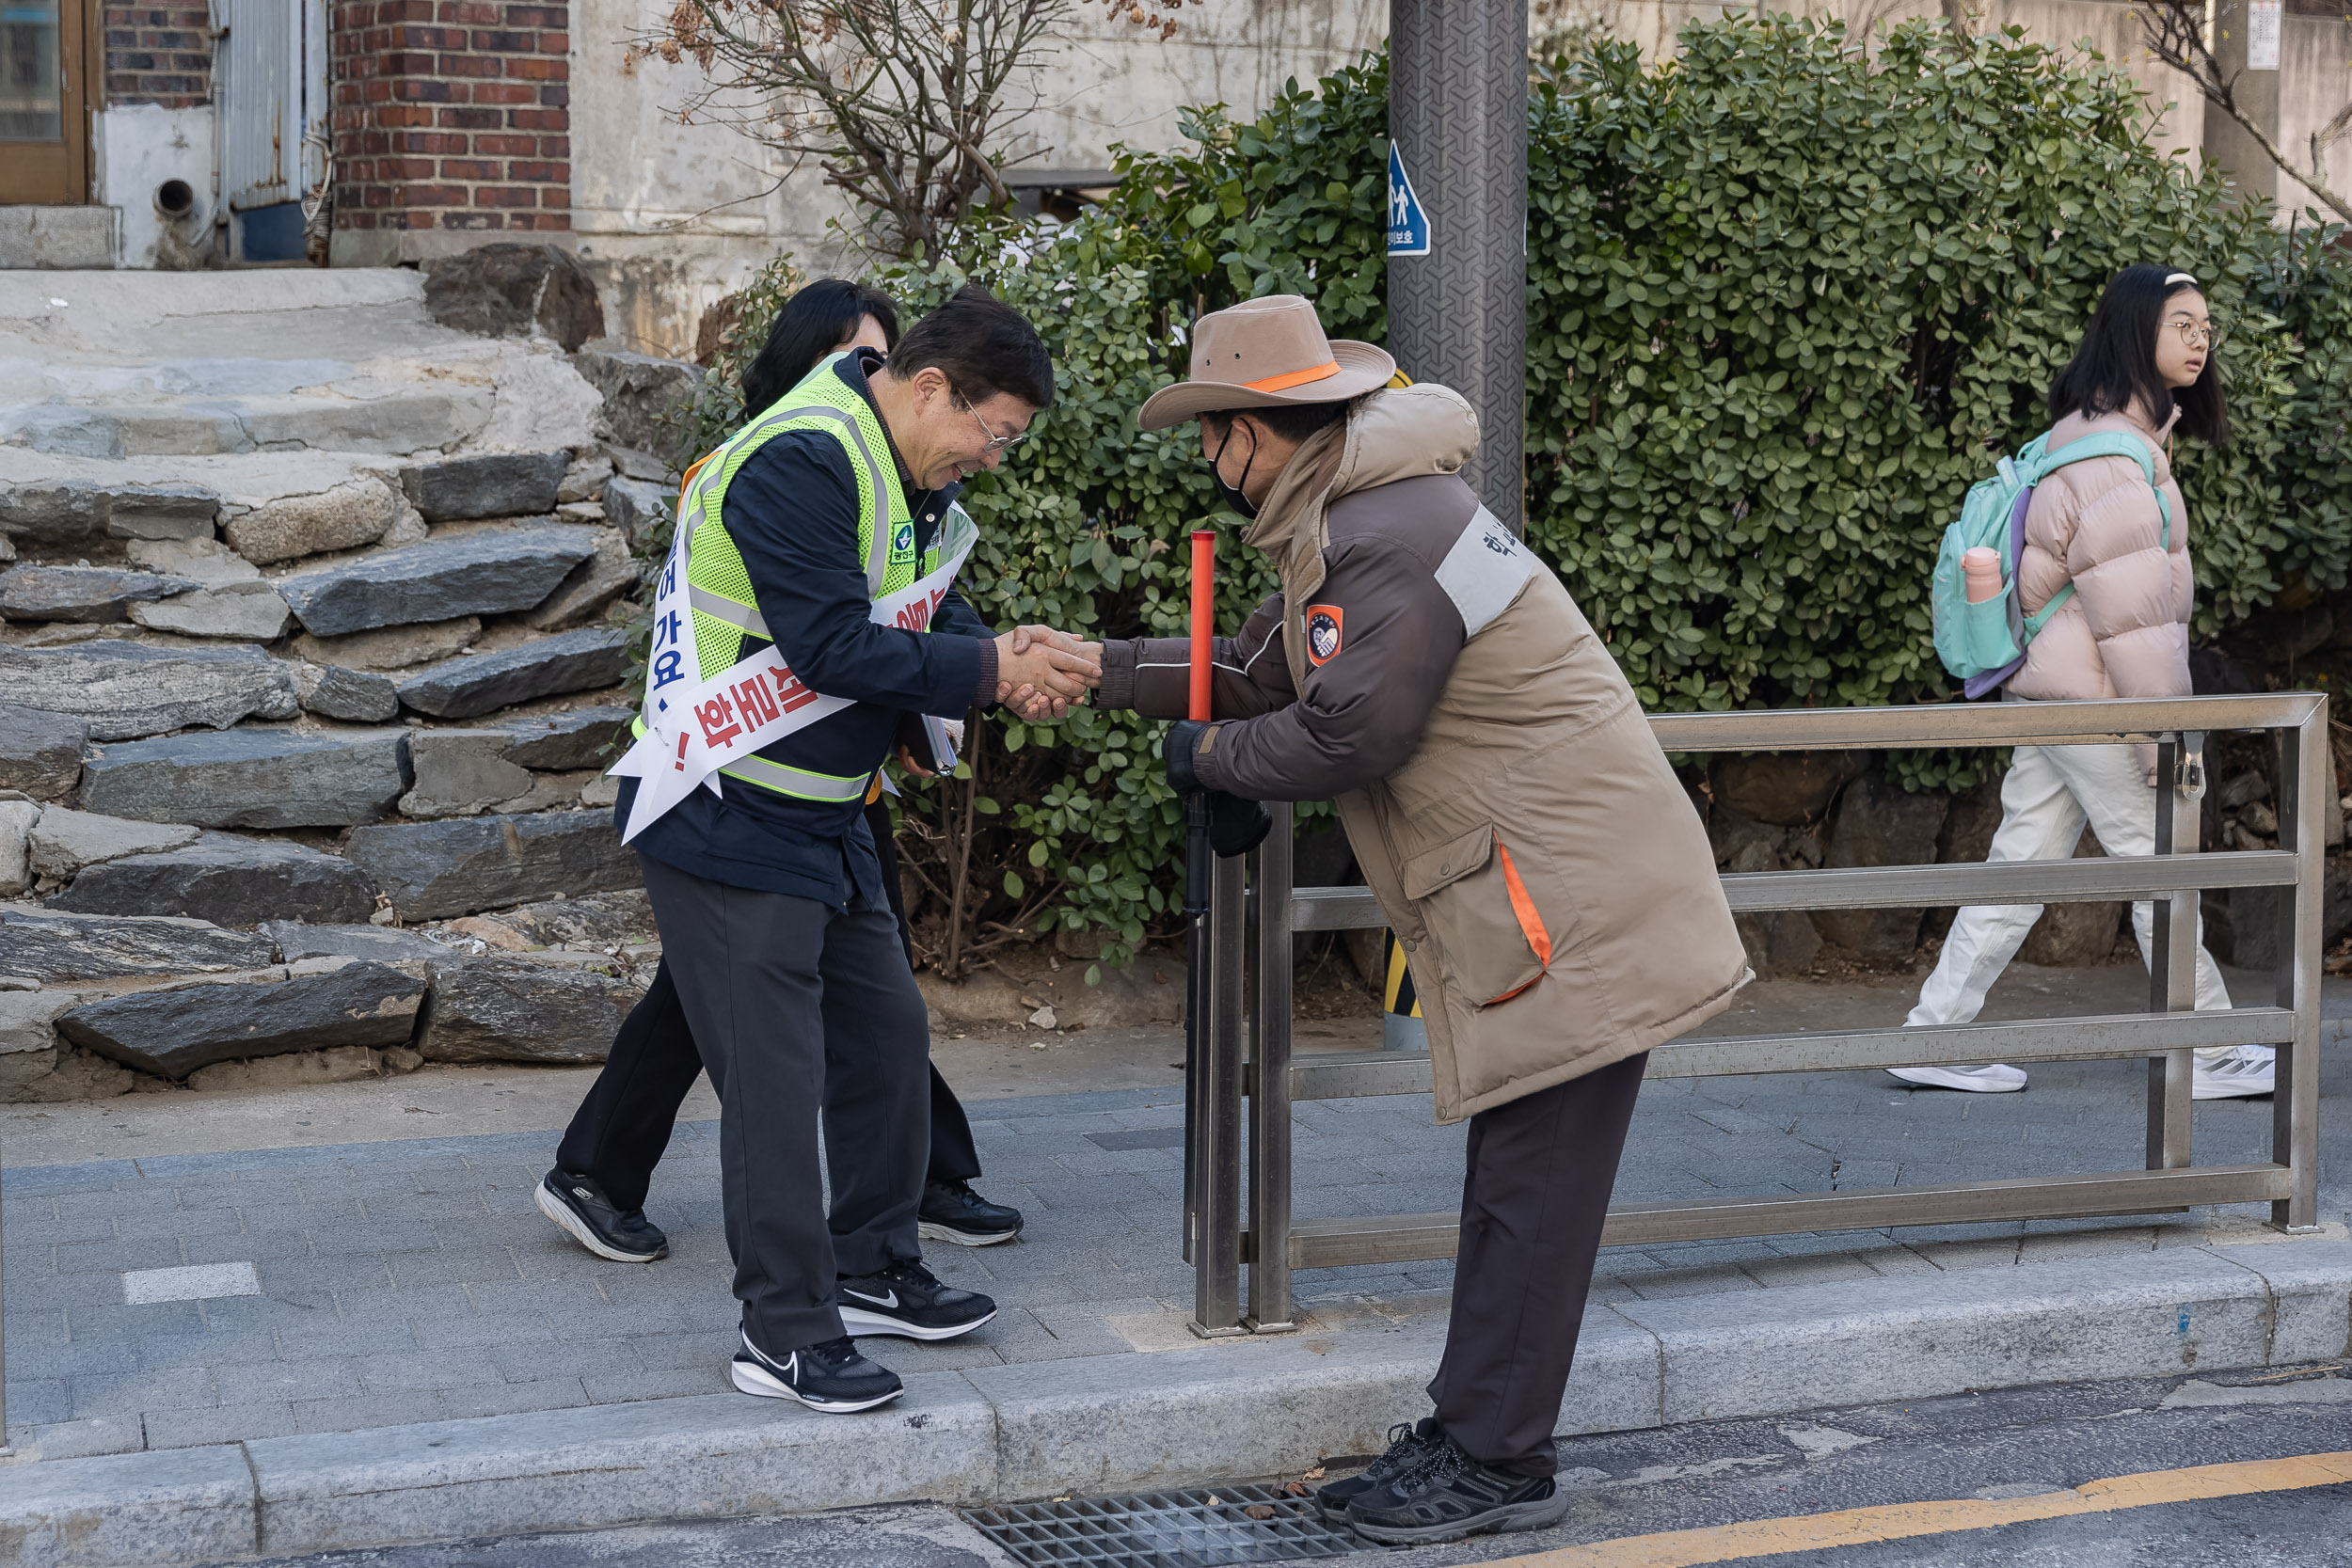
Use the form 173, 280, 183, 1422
1200, 398, 1353, 445
2047, 262, 2229, 446
886, 283, 1055, 409
739, 278, 901, 417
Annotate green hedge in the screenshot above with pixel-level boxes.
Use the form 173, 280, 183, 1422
675, 16, 2352, 968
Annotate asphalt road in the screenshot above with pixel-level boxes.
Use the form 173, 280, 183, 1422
207, 1362, 2352, 1568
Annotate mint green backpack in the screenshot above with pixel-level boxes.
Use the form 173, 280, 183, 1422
1931, 431, 2171, 699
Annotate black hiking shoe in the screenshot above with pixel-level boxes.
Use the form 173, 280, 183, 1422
534, 1168, 669, 1262
917, 1179, 1025, 1246
730, 1331, 903, 1413
1315, 1418, 1444, 1523
1345, 1433, 1569, 1545
835, 1259, 998, 1341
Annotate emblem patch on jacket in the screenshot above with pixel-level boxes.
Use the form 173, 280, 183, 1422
1305, 604, 1344, 666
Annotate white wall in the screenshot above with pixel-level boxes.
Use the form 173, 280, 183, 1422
93, 103, 217, 269
2275, 12, 2352, 219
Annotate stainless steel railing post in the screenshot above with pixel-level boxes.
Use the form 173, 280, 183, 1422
2274, 705, 2325, 1230
2147, 734, 2196, 1170
1190, 848, 1248, 1336
1247, 807, 1296, 1332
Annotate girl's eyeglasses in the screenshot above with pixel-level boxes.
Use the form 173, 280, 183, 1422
2165, 316, 2223, 349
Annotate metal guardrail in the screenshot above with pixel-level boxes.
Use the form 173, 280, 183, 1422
1181, 693, 2328, 1337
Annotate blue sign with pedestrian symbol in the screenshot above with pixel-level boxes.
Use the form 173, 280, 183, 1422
1388, 144, 1429, 257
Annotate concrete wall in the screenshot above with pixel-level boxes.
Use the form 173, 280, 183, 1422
91, 103, 215, 268
571, 0, 1385, 356
2277, 11, 2352, 218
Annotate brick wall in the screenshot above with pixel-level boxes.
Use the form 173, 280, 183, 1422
332, 2, 570, 237
104, 3, 214, 109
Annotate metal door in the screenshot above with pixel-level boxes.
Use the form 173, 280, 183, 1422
0, 0, 92, 204
217, 0, 301, 255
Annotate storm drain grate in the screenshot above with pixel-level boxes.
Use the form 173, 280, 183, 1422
964, 1482, 1362, 1566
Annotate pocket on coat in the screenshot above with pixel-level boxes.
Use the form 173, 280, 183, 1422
1400, 823, 1551, 1007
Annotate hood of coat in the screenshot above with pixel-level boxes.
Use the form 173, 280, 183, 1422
1240, 384, 1482, 598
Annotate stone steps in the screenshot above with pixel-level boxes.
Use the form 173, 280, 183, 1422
0, 269, 688, 1101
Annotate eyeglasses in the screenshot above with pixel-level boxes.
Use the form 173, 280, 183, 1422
955, 392, 1029, 456
2164, 316, 2223, 349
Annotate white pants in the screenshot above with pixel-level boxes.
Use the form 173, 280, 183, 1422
1908, 742, 2233, 1053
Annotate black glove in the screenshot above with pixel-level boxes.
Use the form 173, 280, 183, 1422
1163, 721, 1270, 857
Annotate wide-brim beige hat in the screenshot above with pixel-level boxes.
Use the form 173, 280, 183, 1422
1137, 294, 1396, 432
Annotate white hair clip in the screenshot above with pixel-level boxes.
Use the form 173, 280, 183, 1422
2164, 271, 2198, 287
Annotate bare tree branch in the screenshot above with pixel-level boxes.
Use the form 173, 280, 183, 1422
638, 0, 1195, 258
2132, 0, 2352, 225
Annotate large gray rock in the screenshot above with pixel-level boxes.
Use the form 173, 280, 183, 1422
0, 479, 217, 545
79, 727, 410, 829
221, 477, 399, 565
56, 960, 425, 1079
343, 809, 639, 921
260, 920, 453, 966
0, 565, 199, 622
0, 708, 87, 799
287, 659, 400, 722
599, 475, 669, 550
522, 527, 638, 630
1812, 770, 1951, 958
25, 808, 199, 882
127, 535, 261, 585
574, 343, 703, 466
0, 642, 296, 739
399, 730, 535, 818
276, 526, 599, 637
0, 800, 36, 897
396, 628, 630, 720
52, 832, 377, 927
500, 705, 632, 771
1711, 752, 1869, 828
400, 452, 570, 523
421, 244, 605, 351
415, 956, 635, 1063
0, 989, 75, 1056
291, 616, 480, 673
128, 580, 292, 641
0, 909, 276, 983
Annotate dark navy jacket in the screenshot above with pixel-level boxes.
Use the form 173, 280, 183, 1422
620, 350, 996, 910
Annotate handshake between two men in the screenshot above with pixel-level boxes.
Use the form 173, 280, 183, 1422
992, 626, 1102, 722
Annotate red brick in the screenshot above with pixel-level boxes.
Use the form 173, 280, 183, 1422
469, 27, 531, 49
533, 30, 565, 52
472, 82, 532, 104
441, 1, 500, 21
508, 108, 563, 130
437, 53, 502, 77
474, 133, 533, 155
504, 160, 562, 182
391, 79, 454, 103
440, 106, 501, 128
472, 184, 539, 207
533, 134, 566, 157
401, 182, 469, 206
507, 56, 562, 81
440, 158, 501, 180
537, 83, 565, 107
398, 130, 468, 153
505, 5, 564, 25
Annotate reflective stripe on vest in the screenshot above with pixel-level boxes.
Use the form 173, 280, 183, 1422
719, 754, 871, 803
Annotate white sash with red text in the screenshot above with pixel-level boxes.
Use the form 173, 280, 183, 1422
608, 505, 977, 843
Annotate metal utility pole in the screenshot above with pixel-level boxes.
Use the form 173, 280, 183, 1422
2203, 0, 2283, 207
1388, 0, 1530, 533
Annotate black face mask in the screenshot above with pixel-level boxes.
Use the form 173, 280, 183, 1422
1208, 420, 1261, 520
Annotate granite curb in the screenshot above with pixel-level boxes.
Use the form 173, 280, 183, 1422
0, 1239, 2344, 1566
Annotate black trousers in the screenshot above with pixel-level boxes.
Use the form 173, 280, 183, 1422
634, 852, 930, 1353
555, 802, 981, 1214
1426, 1050, 1649, 1478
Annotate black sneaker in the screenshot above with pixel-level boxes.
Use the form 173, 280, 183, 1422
534, 1168, 669, 1262
730, 1331, 903, 1413
917, 1179, 1025, 1246
1345, 1433, 1569, 1545
1315, 1418, 1443, 1524
835, 1259, 997, 1341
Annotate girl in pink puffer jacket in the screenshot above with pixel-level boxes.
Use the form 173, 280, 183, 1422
1898, 264, 2271, 1101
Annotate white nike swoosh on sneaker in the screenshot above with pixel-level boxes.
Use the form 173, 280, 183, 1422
843, 1288, 899, 1308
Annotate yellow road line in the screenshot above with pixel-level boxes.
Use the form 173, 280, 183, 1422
1472, 1449, 2352, 1568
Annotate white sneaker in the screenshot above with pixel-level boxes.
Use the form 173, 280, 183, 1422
1887, 1063, 2028, 1092
2192, 1046, 2275, 1101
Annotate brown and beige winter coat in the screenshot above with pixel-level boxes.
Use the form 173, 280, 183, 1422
1099, 386, 1750, 1122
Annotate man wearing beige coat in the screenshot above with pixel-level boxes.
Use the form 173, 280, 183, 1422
1091, 296, 1750, 1544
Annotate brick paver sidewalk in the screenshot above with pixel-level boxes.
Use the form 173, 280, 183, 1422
6, 990, 2344, 1462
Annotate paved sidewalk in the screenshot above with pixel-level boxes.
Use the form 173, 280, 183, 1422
6, 968, 2344, 1464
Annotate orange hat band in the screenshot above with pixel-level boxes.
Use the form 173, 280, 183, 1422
1242, 360, 1342, 393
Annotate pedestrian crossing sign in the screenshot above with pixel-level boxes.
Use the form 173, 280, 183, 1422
1388, 143, 1429, 257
